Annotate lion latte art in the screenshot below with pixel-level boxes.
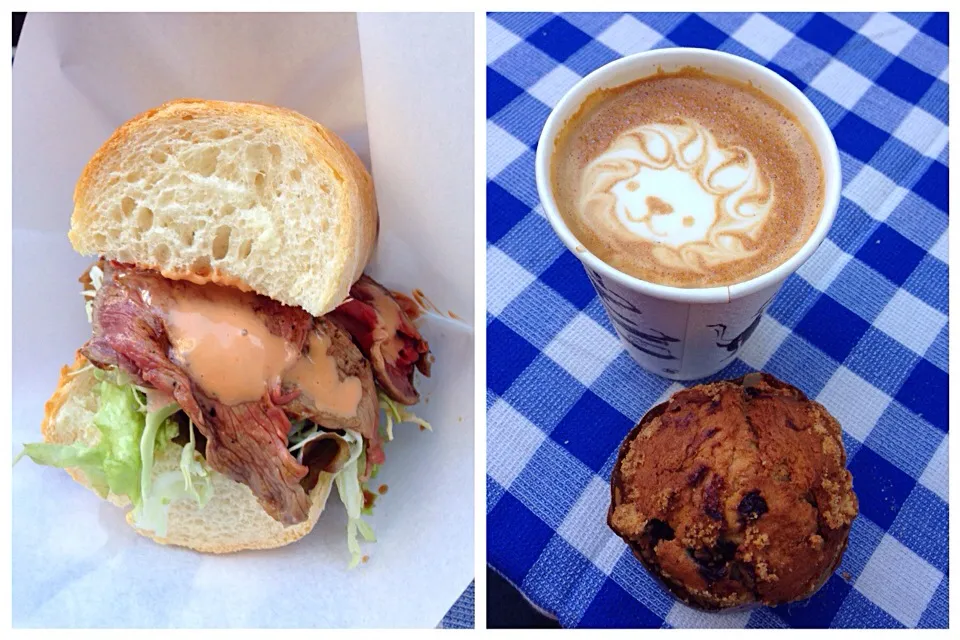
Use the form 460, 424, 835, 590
552, 68, 824, 288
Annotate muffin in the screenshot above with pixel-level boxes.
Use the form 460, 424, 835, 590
608, 372, 858, 610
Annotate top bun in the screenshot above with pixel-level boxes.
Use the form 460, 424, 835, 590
69, 99, 378, 316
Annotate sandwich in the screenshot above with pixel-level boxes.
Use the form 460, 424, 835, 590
16, 99, 432, 564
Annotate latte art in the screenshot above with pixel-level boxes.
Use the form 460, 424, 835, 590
551, 68, 824, 288
581, 120, 773, 272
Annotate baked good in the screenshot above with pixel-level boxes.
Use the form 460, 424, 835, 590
70, 98, 378, 317
608, 372, 858, 610
18, 99, 432, 561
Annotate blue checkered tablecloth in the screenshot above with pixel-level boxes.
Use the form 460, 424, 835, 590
440, 581, 475, 628
486, 12, 948, 629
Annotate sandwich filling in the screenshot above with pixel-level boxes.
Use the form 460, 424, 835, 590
330, 275, 432, 405
20, 261, 432, 565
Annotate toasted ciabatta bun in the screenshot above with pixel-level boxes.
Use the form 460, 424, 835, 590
69, 99, 378, 317
42, 354, 334, 553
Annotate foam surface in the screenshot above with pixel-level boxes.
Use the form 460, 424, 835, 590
553, 68, 824, 288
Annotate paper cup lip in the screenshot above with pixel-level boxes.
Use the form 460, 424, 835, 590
535, 47, 842, 305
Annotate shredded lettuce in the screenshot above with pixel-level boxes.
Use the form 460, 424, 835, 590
288, 420, 376, 565
377, 391, 432, 441
16, 371, 214, 537
95, 382, 147, 500
358, 449, 375, 516
138, 402, 180, 506
324, 391, 433, 566
131, 417, 215, 537
130, 401, 214, 537
82, 262, 104, 323
16, 379, 144, 503
15, 441, 110, 497
179, 419, 214, 506
287, 420, 323, 463
331, 431, 375, 568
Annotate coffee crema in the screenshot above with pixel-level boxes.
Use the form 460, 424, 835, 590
551, 68, 824, 288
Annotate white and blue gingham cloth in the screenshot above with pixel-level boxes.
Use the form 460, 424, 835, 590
440, 582, 475, 628
487, 12, 947, 629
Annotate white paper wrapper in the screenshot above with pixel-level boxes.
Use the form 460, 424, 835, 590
12, 12, 474, 628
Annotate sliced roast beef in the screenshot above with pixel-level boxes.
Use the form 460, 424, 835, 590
198, 395, 311, 524
82, 262, 376, 525
281, 318, 383, 474
82, 264, 206, 421
330, 275, 431, 405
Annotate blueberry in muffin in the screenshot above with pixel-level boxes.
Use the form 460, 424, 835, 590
608, 373, 858, 610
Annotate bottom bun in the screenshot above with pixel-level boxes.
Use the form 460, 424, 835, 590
41, 353, 334, 553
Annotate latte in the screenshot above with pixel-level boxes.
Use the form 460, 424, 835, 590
551, 68, 824, 288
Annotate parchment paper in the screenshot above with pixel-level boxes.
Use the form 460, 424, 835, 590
12, 12, 474, 628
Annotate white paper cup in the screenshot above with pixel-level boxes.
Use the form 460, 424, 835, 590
536, 47, 841, 381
